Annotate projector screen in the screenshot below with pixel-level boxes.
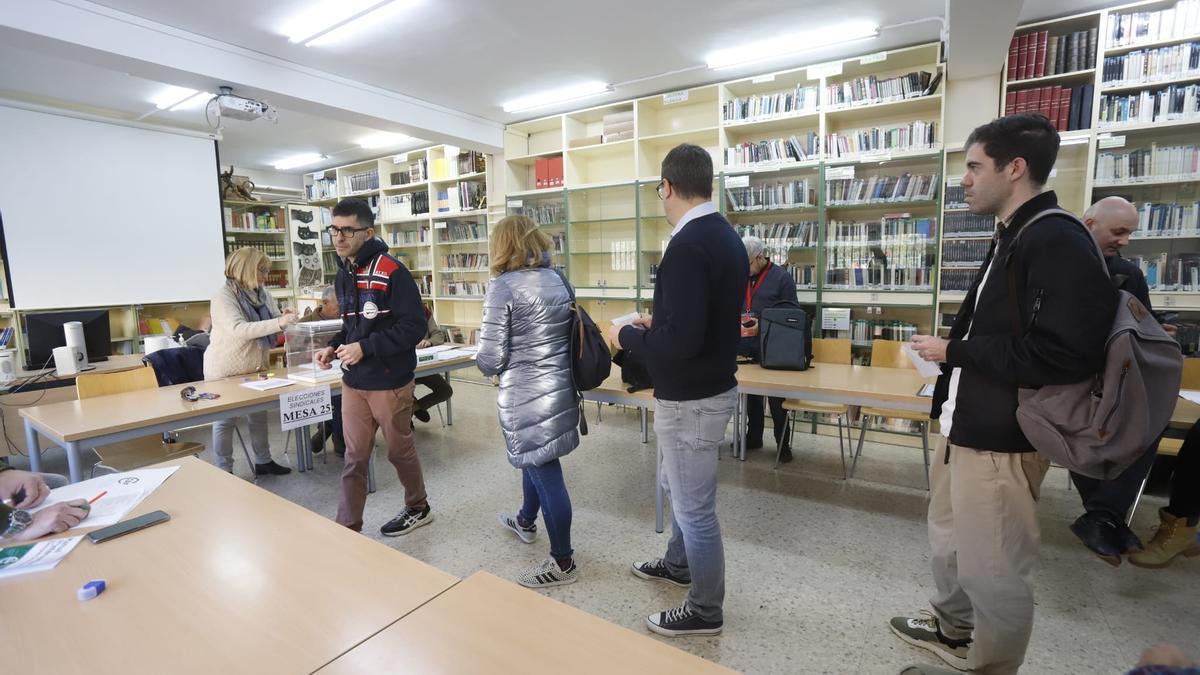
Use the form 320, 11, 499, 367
0, 104, 226, 309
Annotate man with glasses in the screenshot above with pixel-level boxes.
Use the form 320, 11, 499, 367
315, 198, 434, 537
608, 144, 746, 637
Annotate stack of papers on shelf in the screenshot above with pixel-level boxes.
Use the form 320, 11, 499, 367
0, 536, 83, 579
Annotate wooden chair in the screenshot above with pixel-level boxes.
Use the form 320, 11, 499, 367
851, 340, 932, 489
75, 365, 205, 474
781, 338, 853, 474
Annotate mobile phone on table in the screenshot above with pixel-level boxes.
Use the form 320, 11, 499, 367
87, 510, 170, 544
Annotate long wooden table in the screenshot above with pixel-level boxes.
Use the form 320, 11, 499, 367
19, 355, 478, 482
317, 571, 735, 675
0, 457, 458, 674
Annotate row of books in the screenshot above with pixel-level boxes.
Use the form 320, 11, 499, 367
395, 252, 432, 270
944, 185, 967, 208
824, 71, 935, 108
722, 85, 819, 123
1107, 1, 1200, 49
725, 180, 817, 212
1127, 252, 1200, 291
944, 212, 997, 236
263, 270, 288, 288
826, 173, 939, 205
342, 168, 379, 194
1002, 84, 1093, 131
549, 233, 565, 255
847, 320, 919, 343
1007, 29, 1096, 81
1101, 42, 1200, 86
723, 133, 820, 168
606, 241, 637, 272
306, 176, 337, 201
941, 238, 990, 265
379, 192, 429, 220
1094, 143, 1200, 183
940, 269, 977, 292
825, 120, 938, 158
240, 238, 286, 258
439, 254, 489, 271
440, 280, 488, 297
437, 221, 487, 243
824, 265, 934, 291
789, 264, 817, 288
456, 150, 486, 175
535, 156, 564, 189
825, 217, 937, 243
735, 221, 819, 249
416, 274, 432, 296
444, 326, 481, 346
1098, 84, 1200, 127
226, 208, 281, 231
388, 228, 429, 246
1133, 200, 1200, 236
512, 202, 564, 225
389, 157, 428, 186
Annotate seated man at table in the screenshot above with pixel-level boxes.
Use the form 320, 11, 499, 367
1, 464, 90, 542
411, 306, 454, 425
738, 235, 799, 462
305, 286, 346, 456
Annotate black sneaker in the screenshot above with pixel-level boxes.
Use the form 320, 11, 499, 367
413, 408, 431, 424
381, 505, 434, 537
1070, 512, 1125, 566
630, 559, 691, 588
744, 436, 764, 451
888, 612, 971, 671
254, 460, 292, 476
310, 432, 325, 454
1111, 517, 1145, 554
333, 437, 346, 457
645, 603, 722, 637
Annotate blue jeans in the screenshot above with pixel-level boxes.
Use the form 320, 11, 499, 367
518, 458, 573, 560
656, 386, 737, 623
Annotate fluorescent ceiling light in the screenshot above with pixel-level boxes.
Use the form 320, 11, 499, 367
283, 0, 417, 46
705, 22, 880, 70
169, 91, 213, 112
152, 85, 199, 110
502, 81, 613, 114
273, 153, 326, 170
358, 132, 415, 149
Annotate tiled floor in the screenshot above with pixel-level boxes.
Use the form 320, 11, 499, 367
19, 381, 1199, 674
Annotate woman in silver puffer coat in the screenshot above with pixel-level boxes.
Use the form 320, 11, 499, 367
477, 215, 581, 589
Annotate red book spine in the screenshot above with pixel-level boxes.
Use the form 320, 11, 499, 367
1007, 36, 1019, 78
1032, 87, 1045, 119
1055, 87, 1069, 130
1005, 90, 1017, 116
1016, 88, 1031, 114
1018, 33, 1031, 80
1034, 30, 1049, 78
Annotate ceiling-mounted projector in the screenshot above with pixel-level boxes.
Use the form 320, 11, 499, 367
206, 86, 278, 126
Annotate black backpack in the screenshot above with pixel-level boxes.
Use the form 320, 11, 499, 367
553, 270, 612, 434
612, 348, 653, 392
758, 301, 812, 370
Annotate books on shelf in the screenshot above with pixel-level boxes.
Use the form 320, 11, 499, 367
849, 319, 918, 342
824, 71, 934, 107
389, 156, 427, 185
1003, 84, 1093, 131
395, 250, 432, 271
1127, 252, 1200, 291
437, 221, 487, 243
724, 134, 819, 169
734, 222, 819, 254
458, 180, 486, 210
1008, 29, 1097, 81
944, 185, 968, 209
306, 175, 337, 201
1134, 200, 1200, 236
1095, 143, 1200, 183
1098, 83, 1200, 126
824, 215, 937, 290
602, 110, 634, 143
940, 268, 977, 292
227, 208, 281, 231
342, 167, 379, 194
535, 156, 564, 188
512, 201, 564, 225
439, 253, 489, 271
607, 240, 636, 272
1106, 1, 1200, 50
941, 238, 991, 266
416, 273, 432, 296
456, 150, 486, 175
944, 212, 997, 236
723, 84, 819, 123
788, 264, 817, 288
1102, 41, 1200, 86
725, 179, 816, 211
388, 227, 429, 247
380, 192, 429, 220
825, 120, 938, 158
440, 279, 488, 297
825, 173, 939, 205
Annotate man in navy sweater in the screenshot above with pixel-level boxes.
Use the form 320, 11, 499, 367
608, 144, 747, 637
316, 198, 433, 537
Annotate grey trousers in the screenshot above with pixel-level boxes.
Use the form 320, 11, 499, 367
656, 386, 737, 623
211, 412, 272, 471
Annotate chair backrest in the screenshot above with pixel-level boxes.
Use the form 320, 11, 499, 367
811, 338, 852, 365
1184, 357, 1200, 390
76, 365, 160, 400
870, 340, 913, 369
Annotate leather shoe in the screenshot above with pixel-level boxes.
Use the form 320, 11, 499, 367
1111, 517, 1145, 554
745, 436, 764, 451
254, 460, 293, 476
310, 432, 325, 454
413, 408, 431, 424
1070, 512, 1123, 566
778, 446, 794, 463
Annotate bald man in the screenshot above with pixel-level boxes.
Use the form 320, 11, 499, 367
1069, 196, 1164, 566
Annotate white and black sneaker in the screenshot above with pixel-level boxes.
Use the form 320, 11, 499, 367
517, 558, 579, 588
380, 505, 434, 537
631, 559, 691, 587
645, 603, 722, 637
499, 513, 537, 544
889, 611, 972, 671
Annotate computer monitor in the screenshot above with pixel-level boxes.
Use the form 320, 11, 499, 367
24, 309, 112, 370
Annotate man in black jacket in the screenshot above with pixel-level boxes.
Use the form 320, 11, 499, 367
739, 235, 799, 461
890, 114, 1116, 675
316, 198, 433, 537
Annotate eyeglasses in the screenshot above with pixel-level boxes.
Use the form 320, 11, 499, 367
655, 180, 667, 200
326, 226, 368, 238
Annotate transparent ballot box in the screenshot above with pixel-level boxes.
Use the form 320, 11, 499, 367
285, 319, 343, 384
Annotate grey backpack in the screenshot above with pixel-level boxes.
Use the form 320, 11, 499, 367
1009, 209, 1183, 480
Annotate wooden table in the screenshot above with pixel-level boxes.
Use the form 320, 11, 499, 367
317, 571, 735, 675
0, 457, 458, 674
19, 355, 478, 482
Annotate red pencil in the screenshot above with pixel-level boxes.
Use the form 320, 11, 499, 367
88, 491, 107, 505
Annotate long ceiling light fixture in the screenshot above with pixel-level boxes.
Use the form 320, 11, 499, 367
273, 152, 327, 170
705, 21, 880, 70
152, 86, 201, 110
357, 132, 416, 149
284, 0, 418, 46
501, 81, 613, 114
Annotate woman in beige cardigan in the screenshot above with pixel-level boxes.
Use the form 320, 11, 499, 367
204, 248, 298, 474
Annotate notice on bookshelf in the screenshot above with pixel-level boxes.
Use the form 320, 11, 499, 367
663, 90, 689, 105
1098, 134, 1127, 149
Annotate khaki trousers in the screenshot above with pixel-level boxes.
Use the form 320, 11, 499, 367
928, 436, 1050, 675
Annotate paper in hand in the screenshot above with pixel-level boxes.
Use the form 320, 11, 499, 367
902, 343, 944, 378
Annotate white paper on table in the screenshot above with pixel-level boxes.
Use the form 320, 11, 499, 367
26, 466, 178, 532
0, 536, 84, 579
902, 343, 944, 378
416, 345, 456, 358
436, 349, 477, 360
240, 378, 294, 391
1180, 390, 1200, 405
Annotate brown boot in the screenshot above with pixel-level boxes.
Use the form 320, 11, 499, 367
1129, 508, 1200, 569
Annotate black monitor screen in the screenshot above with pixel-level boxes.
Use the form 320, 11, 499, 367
25, 309, 112, 369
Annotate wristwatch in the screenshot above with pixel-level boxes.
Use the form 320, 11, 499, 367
2, 508, 32, 539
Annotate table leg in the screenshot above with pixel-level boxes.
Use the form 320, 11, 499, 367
294, 426, 307, 474
735, 394, 745, 461
24, 420, 42, 473
640, 407, 648, 444
305, 425, 314, 470
64, 441, 84, 483
444, 374, 453, 426
655, 442, 664, 534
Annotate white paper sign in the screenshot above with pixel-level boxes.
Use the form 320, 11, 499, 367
663, 90, 689, 104
859, 51, 888, 64
808, 62, 843, 78
1098, 134, 1126, 149
822, 307, 851, 331
827, 166, 855, 180
751, 74, 776, 84
725, 174, 750, 188
280, 385, 333, 431
507, 200, 523, 208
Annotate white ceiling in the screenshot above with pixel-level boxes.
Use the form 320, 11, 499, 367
1, 0, 1121, 172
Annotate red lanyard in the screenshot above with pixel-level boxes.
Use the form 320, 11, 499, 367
745, 261, 771, 311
